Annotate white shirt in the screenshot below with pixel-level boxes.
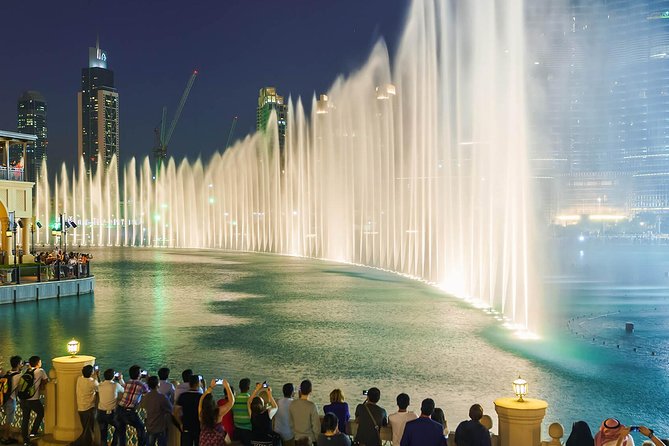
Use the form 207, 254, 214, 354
28, 368, 48, 401
273, 397, 294, 441
76, 376, 98, 411
158, 380, 175, 404
389, 410, 418, 445
98, 380, 124, 411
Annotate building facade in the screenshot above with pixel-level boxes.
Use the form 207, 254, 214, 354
16, 91, 47, 183
77, 40, 119, 176
256, 87, 287, 153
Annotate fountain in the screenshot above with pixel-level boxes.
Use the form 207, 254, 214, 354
35, 0, 538, 330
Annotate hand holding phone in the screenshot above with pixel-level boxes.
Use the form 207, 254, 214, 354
262, 381, 268, 388
630, 426, 640, 432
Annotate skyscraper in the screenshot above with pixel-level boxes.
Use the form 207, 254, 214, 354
77, 39, 119, 176
17, 90, 47, 182
256, 87, 287, 153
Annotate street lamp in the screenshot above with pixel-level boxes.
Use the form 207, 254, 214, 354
513, 376, 528, 402
67, 339, 80, 357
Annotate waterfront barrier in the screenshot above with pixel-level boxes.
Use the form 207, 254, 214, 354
0, 275, 94, 305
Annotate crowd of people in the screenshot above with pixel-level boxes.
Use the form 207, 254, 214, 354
33, 250, 91, 279
0, 358, 665, 446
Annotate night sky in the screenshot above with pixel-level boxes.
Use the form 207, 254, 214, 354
0, 0, 408, 172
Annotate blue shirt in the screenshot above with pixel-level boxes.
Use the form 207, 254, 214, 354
400, 417, 447, 446
323, 402, 350, 434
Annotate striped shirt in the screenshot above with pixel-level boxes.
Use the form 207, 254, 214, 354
232, 393, 251, 430
118, 379, 149, 409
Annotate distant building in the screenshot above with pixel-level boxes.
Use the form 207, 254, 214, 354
77, 39, 119, 176
16, 91, 47, 182
256, 87, 287, 153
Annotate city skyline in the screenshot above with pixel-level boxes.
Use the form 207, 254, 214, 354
0, 0, 407, 173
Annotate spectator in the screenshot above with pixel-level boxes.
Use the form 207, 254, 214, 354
174, 375, 204, 446
117, 365, 150, 446
19, 355, 48, 446
317, 413, 351, 446
431, 408, 447, 437
454, 404, 491, 446
232, 378, 253, 446
289, 380, 320, 445
595, 418, 634, 446
620, 426, 665, 446
98, 369, 125, 446
216, 385, 236, 442
354, 387, 388, 446
72, 365, 99, 446
249, 384, 279, 443
199, 379, 235, 446
399, 398, 446, 446
0, 356, 23, 445
175, 370, 202, 404
158, 368, 175, 405
388, 393, 417, 446
566, 421, 594, 446
273, 383, 295, 446
141, 376, 173, 446
323, 389, 350, 435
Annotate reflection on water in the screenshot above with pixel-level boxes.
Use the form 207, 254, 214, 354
0, 245, 667, 440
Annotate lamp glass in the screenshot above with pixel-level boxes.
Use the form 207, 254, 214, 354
513, 376, 528, 401
67, 339, 80, 357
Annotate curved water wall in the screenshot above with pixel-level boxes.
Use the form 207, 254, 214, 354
35, 0, 537, 329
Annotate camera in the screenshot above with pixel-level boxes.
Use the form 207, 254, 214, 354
140, 370, 148, 376
114, 372, 120, 378
262, 381, 268, 388
362, 390, 368, 396
630, 426, 640, 432
215, 379, 223, 385
94, 365, 99, 371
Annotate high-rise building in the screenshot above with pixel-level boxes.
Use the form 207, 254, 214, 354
16, 91, 47, 182
256, 87, 287, 153
77, 39, 119, 176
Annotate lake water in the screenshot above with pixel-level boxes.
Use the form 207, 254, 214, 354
0, 243, 667, 441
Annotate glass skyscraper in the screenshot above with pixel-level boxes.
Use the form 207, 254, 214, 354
16, 90, 47, 182
256, 87, 287, 153
77, 40, 119, 176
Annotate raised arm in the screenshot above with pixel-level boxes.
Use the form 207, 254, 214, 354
248, 383, 263, 416
639, 426, 664, 446
217, 380, 235, 422
199, 378, 217, 416
266, 387, 278, 410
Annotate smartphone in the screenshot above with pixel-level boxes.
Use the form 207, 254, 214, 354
94, 365, 99, 371
262, 381, 268, 388
215, 379, 223, 385
114, 372, 120, 378
362, 390, 368, 396
140, 370, 148, 376
630, 426, 640, 432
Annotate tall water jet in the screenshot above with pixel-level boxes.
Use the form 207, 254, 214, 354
35, 0, 538, 330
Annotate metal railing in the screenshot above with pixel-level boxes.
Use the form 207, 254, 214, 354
0, 166, 24, 181
0, 261, 91, 285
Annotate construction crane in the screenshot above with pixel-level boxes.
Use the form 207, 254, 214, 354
225, 116, 238, 150
153, 70, 198, 174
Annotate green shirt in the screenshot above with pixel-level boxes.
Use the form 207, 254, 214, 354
232, 392, 251, 430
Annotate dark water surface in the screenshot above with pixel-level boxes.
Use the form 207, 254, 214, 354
0, 245, 667, 440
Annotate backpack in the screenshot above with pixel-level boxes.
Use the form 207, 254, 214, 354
0, 371, 19, 405
16, 369, 36, 400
